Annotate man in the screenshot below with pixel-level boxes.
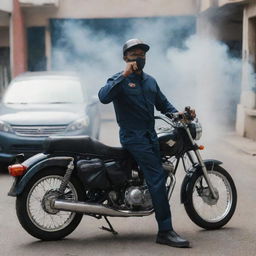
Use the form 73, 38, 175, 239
98, 39, 190, 248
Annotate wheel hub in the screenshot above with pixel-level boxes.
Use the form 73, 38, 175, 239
201, 187, 219, 205
41, 190, 61, 214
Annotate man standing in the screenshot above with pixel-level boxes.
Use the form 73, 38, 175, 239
98, 39, 190, 248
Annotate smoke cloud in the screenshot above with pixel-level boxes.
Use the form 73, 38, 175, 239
51, 18, 252, 143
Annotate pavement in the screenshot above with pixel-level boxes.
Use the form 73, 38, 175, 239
222, 132, 256, 156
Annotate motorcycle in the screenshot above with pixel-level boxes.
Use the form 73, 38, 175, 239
8, 107, 237, 241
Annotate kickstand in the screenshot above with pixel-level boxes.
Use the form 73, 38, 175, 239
100, 216, 118, 235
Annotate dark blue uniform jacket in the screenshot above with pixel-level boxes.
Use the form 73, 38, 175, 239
98, 72, 178, 145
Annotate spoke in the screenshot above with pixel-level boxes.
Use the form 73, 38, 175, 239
31, 194, 42, 201
27, 175, 78, 232
49, 214, 56, 228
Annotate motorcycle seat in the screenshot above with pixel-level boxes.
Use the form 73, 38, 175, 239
44, 136, 128, 159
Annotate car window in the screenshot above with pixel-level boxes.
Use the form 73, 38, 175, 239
3, 77, 85, 104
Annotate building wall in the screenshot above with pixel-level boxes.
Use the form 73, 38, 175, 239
20, 0, 198, 74
246, 0, 256, 17
22, 0, 198, 27
197, 18, 242, 41
199, 0, 216, 12
219, 0, 247, 7
214, 22, 243, 41
0, 0, 12, 12
236, 0, 256, 140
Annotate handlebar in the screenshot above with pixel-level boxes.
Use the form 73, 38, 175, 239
165, 112, 183, 121
155, 107, 196, 128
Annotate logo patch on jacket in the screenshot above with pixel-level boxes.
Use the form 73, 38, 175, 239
128, 82, 136, 88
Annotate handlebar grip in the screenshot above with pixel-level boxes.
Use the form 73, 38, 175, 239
165, 112, 174, 119
165, 112, 183, 120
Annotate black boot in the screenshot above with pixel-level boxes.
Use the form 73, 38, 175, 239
156, 230, 190, 248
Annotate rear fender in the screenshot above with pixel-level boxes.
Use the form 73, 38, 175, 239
180, 159, 222, 204
9, 155, 73, 196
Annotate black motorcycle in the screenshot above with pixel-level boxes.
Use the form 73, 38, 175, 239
8, 108, 237, 240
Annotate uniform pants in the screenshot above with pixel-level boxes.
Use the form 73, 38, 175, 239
123, 140, 173, 232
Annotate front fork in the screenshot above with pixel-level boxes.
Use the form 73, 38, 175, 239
194, 150, 218, 199
183, 125, 218, 199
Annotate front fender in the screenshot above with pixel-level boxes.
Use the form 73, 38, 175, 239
9, 155, 73, 196
180, 159, 222, 204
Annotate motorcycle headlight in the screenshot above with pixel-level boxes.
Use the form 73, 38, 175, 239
66, 117, 89, 132
0, 120, 14, 133
189, 121, 202, 141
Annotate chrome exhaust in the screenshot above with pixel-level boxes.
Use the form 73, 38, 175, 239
53, 199, 154, 217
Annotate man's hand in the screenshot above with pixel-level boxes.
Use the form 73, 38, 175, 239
189, 109, 196, 119
122, 61, 138, 77
180, 108, 196, 120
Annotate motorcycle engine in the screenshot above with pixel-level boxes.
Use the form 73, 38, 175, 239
124, 186, 153, 210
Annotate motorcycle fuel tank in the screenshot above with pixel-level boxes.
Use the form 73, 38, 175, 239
158, 130, 183, 156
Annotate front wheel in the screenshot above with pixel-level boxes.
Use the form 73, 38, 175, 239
16, 167, 85, 240
184, 165, 237, 230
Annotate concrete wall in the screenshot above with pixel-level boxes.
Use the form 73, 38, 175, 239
20, 0, 59, 6
198, 18, 242, 41
219, 0, 247, 7
246, 0, 256, 17
22, 0, 198, 27
199, 0, 216, 12
20, 0, 198, 75
197, 7, 242, 41
241, 1, 256, 95
236, 0, 256, 140
214, 22, 243, 41
0, 0, 13, 12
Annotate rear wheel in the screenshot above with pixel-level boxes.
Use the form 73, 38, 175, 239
184, 165, 237, 229
16, 168, 85, 240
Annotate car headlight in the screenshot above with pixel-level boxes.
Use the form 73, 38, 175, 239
0, 120, 14, 133
66, 117, 89, 132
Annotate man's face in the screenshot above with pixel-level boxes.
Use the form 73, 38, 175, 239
124, 48, 146, 62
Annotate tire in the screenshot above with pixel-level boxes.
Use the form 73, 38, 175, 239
16, 167, 85, 240
184, 165, 237, 230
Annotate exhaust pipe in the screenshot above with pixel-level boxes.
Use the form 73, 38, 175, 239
53, 199, 153, 217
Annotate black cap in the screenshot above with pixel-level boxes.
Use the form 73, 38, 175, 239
123, 39, 150, 55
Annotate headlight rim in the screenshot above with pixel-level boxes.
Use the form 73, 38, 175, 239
188, 121, 202, 141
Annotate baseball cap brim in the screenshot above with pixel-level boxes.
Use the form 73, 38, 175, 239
123, 39, 150, 55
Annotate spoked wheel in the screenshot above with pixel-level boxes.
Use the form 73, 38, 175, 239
184, 165, 237, 229
16, 168, 85, 240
